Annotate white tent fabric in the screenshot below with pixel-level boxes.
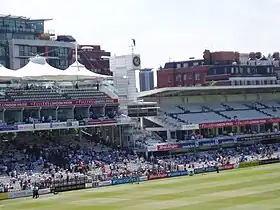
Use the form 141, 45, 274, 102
2, 56, 111, 81
60, 61, 112, 80
0, 64, 17, 80
15, 56, 63, 80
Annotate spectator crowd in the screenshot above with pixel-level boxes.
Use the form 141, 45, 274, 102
0, 130, 279, 193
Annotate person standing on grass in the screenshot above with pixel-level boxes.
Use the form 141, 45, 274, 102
216, 162, 219, 173
33, 185, 39, 199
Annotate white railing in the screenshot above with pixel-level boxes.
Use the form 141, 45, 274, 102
100, 85, 118, 99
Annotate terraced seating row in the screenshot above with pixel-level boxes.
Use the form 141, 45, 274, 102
153, 100, 280, 125
1, 87, 114, 102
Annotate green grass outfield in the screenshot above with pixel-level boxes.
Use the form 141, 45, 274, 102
1, 164, 280, 210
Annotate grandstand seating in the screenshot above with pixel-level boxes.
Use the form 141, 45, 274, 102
147, 101, 280, 126
61, 88, 109, 100
3, 87, 113, 102
177, 112, 226, 124
6, 88, 65, 101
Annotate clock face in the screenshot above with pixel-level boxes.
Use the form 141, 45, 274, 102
133, 56, 141, 67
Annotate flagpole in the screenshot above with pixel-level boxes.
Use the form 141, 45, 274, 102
75, 42, 78, 64
129, 44, 134, 56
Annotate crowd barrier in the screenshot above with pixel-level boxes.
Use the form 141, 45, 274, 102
194, 166, 217, 174
5, 159, 280, 200
151, 131, 280, 152
99, 180, 113, 187
102, 176, 148, 186
54, 184, 85, 192
219, 164, 235, 171
112, 177, 139, 185
168, 171, 189, 178
7, 188, 50, 199
0, 192, 8, 201
259, 157, 280, 165
239, 160, 260, 168
148, 173, 168, 180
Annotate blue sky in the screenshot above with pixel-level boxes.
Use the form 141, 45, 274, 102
1, 0, 280, 69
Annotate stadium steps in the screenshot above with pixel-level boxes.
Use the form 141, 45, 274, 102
145, 116, 179, 130
176, 105, 186, 112
153, 131, 166, 141
5, 94, 13, 101
170, 113, 185, 123
257, 102, 270, 109
203, 105, 231, 120
243, 104, 274, 118
221, 103, 233, 110
258, 109, 274, 117
100, 85, 118, 99
255, 109, 274, 117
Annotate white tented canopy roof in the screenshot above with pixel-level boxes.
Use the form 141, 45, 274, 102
1, 56, 112, 81
0, 64, 17, 80
60, 61, 112, 80
15, 56, 63, 80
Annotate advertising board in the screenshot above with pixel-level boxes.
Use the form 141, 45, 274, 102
157, 144, 180, 151
17, 124, 34, 131
8, 188, 51, 199
0, 99, 118, 108
38, 188, 51, 195
168, 171, 189, 178
181, 124, 199, 130
239, 160, 260, 168
0, 192, 8, 200
35, 123, 51, 129
259, 158, 280, 165
112, 178, 138, 185
85, 183, 93, 188
8, 190, 32, 199
148, 173, 168, 180
139, 176, 148, 182
219, 164, 235, 171
51, 122, 67, 128
194, 166, 216, 174
54, 184, 85, 192
99, 180, 112, 187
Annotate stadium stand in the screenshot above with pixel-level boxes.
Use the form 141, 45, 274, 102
150, 101, 280, 125
4, 86, 112, 102
1, 84, 280, 198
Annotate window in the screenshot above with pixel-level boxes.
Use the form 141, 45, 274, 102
195, 72, 200, 81
176, 63, 181, 69
183, 74, 187, 81
59, 60, 66, 66
240, 67, 243, 74
188, 73, 193, 80
247, 68, 251, 74
168, 76, 172, 84
20, 59, 28, 67
0, 46, 5, 56
0, 60, 6, 66
183, 63, 188, 68
176, 74, 182, 82
32, 46, 37, 53
19, 46, 24, 56
193, 62, 198, 66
